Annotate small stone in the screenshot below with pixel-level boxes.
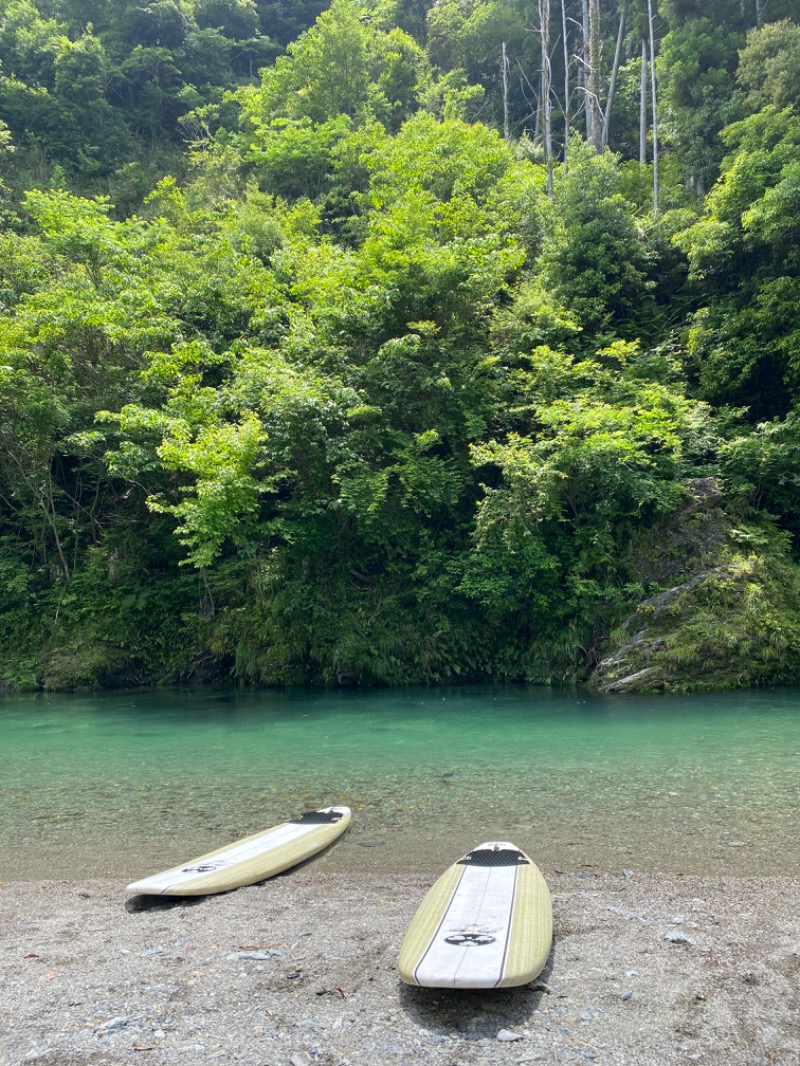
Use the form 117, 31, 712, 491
97, 1016, 128, 1035
665, 930, 695, 946
727, 841, 746, 848
233, 950, 280, 960
290, 1054, 311, 1066
496, 1029, 523, 1042
621, 991, 633, 1002
625, 970, 639, 978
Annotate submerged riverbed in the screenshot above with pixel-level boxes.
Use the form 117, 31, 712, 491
2, 686, 799, 880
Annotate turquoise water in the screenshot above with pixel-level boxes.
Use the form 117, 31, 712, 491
1, 686, 799, 880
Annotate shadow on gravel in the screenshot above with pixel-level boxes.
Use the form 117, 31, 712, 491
398, 949, 556, 1038
125, 893, 208, 913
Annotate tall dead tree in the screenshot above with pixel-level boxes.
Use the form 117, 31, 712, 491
581, 0, 591, 142
588, 0, 602, 149
639, 38, 648, 165
647, 0, 659, 214
601, 1, 626, 150
539, 0, 554, 194
561, 0, 570, 169
502, 41, 511, 143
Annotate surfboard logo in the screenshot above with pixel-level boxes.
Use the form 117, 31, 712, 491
181, 861, 227, 873
444, 932, 497, 946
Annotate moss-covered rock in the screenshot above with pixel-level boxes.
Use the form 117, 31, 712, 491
590, 543, 800, 693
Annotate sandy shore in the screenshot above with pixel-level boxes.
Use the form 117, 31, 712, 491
1, 868, 799, 1066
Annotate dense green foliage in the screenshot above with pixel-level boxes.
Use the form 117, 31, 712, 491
3, 0, 800, 691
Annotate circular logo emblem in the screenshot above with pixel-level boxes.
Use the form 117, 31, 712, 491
444, 933, 497, 946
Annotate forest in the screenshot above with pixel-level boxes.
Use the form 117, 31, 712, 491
2, 0, 800, 692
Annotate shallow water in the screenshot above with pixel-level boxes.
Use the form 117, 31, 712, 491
1, 686, 799, 880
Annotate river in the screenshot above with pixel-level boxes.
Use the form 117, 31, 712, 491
1, 685, 798, 881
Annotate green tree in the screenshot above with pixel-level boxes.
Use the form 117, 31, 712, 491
679, 107, 800, 417
535, 142, 661, 345
737, 19, 800, 114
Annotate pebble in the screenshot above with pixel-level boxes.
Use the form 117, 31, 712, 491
621, 991, 633, 1001
496, 1029, 524, 1042
289, 1054, 311, 1066
664, 930, 695, 946
96, 1016, 128, 1035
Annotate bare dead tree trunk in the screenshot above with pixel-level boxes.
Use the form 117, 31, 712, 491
588, 0, 602, 150
755, 0, 765, 26
502, 42, 511, 142
639, 38, 647, 165
540, 0, 553, 194
41, 473, 71, 584
647, 0, 659, 214
582, 0, 591, 142
601, 0, 626, 150
7, 452, 71, 583
561, 0, 570, 170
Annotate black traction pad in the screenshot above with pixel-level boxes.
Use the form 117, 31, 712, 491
290, 809, 344, 824
458, 847, 530, 867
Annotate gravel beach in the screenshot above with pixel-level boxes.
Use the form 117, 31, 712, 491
1, 868, 799, 1066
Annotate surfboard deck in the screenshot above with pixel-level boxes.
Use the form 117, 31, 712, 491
398, 841, 552, 989
126, 805, 351, 896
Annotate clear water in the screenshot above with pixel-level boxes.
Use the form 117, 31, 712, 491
1, 686, 799, 881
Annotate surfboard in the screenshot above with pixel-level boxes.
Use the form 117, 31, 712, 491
397, 841, 552, 989
126, 805, 351, 896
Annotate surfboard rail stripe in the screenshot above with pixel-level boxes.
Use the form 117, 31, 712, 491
493, 863, 518, 989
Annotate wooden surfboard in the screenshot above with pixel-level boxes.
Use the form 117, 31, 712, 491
126, 805, 351, 896
398, 841, 552, 989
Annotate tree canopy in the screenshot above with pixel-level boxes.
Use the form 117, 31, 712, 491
3, 0, 800, 691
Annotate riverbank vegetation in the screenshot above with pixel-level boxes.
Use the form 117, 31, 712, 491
3, 0, 800, 691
